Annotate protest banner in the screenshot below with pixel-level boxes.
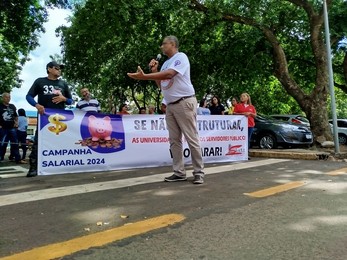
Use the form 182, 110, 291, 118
38, 109, 248, 175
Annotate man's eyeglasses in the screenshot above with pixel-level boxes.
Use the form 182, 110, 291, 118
53, 67, 61, 71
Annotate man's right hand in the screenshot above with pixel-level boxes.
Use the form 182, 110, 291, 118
148, 59, 159, 73
35, 104, 45, 115
127, 66, 146, 80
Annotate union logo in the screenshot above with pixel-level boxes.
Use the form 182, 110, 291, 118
225, 144, 244, 155
174, 60, 181, 66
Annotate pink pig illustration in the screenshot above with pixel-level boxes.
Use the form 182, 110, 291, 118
88, 115, 112, 141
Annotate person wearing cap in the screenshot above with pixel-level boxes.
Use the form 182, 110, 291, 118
25, 61, 73, 177
127, 35, 205, 184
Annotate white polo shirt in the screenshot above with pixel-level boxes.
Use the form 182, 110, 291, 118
160, 52, 195, 104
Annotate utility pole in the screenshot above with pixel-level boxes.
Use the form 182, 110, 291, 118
323, 0, 340, 153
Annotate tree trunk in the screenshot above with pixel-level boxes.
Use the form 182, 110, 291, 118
307, 94, 332, 145
260, 4, 333, 146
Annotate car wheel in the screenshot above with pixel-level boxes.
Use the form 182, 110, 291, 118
338, 134, 347, 145
258, 134, 277, 149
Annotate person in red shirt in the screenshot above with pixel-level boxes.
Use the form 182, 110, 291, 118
233, 93, 257, 151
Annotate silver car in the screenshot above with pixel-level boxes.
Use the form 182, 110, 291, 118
270, 114, 310, 128
329, 119, 347, 145
251, 115, 313, 149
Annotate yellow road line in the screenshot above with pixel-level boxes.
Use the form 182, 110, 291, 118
1, 214, 185, 260
244, 181, 305, 198
327, 168, 347, 176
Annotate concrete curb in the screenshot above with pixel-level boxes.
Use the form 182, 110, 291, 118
249, 149, 331, 160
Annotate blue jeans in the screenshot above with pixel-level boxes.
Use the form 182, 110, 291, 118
248, 127, 254, 150
0, 128, 20, 162
17, 130, 28, 160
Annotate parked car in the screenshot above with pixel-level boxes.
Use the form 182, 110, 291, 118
270, 114, 310, 128
251, 115, 313, 149
328, 119, 347, 145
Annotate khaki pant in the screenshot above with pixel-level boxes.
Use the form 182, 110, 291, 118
166, 97, 204, 177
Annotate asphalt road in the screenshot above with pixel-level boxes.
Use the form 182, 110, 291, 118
1, 157, 347, 260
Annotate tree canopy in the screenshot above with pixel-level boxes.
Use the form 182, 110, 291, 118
53, 0, 347, 144
0, 0, 71, 92
4, 0, 347, 145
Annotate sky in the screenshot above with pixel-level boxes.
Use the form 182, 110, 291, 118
11, 8, 71, 112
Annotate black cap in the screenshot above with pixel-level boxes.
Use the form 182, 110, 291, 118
46, 61, 65, 69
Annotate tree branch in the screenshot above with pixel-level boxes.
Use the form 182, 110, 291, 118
286, 0, 316, 16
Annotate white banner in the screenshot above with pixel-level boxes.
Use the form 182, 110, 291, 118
38, 109, 248, 175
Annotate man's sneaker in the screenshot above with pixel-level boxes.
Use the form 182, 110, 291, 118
193, 175, 204, 184
164, 174, 187, 182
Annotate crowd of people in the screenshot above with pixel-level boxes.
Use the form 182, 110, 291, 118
109, 102, 167, 115
197, 93, 257, 152
111, 102, 167, 115
108, 97, 242, 116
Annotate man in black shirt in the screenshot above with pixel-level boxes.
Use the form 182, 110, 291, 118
0, 93, 21, 163
26, 61, 73, 177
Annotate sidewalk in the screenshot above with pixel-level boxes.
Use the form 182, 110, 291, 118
249, 146, 347, 161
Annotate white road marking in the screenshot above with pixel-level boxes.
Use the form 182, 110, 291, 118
0, 159, 289, 207
0, 173, 27, 178
0, 166, 28, 178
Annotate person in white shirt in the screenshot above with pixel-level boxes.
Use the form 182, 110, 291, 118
17, 108, 28, 162
197, 98, 211, 115
127, 35, 204, 184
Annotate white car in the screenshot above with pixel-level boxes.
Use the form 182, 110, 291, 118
329, 119, 347, 145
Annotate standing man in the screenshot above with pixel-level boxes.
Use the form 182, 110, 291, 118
127, 35, 204, 184
76, 87, 101, 113
26, 61, 73, 177
0, 93, 21, 163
